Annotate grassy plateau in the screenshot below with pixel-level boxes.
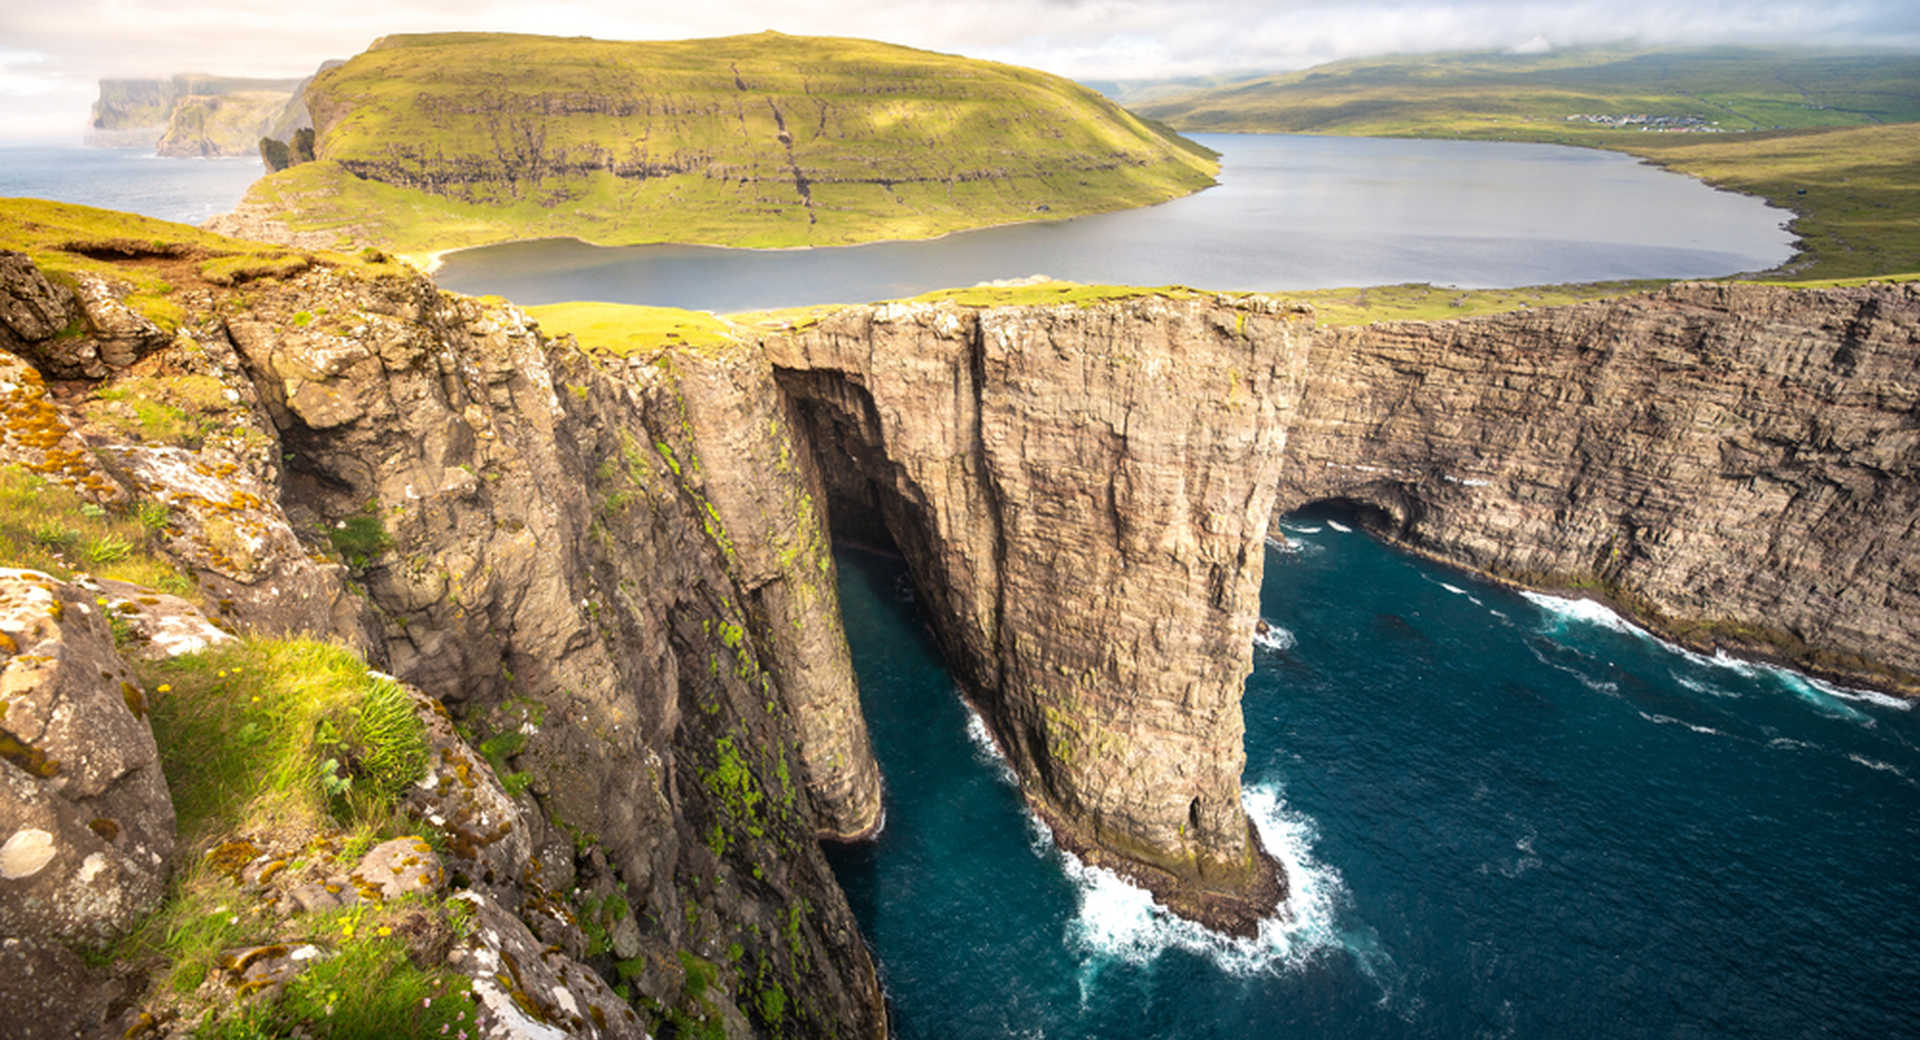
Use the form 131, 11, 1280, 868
240, 31, 1219, 263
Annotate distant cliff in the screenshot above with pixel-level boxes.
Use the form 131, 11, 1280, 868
1279, 282, 1920, 695
216, 31, 1219, 262
87, 72, 310, 156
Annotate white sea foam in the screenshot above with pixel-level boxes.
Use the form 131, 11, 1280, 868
1523, 592, 1903, 723
1253, 621, 1297, 653
1768, 737, 1813, 751
960, 696, 1018, 787
1324, 520, 1353, 533
1637, 710, 1723, 737
1846, 753, 1909, 778
1478, 823, 1542, 879
1524, 643, 1618, 697
1520, 591, 1642, 637
1773, 671, 1872, 724
1807, 676, 1911, 712
1440, 583, 1467, 595
1278, 523, 1322, 535
1056, 782, 1395, 991
1672, 672, 1740, 699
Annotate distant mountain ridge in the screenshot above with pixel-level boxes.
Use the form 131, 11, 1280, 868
1131, 45, 1920, 139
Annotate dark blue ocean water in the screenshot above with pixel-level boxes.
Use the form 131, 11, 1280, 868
0, 146, 262, 225
827, 511, 1920, 1039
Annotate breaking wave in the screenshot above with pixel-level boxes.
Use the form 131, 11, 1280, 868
1522, 591, 1900, 724
1254, 621, 1298, 653
1058, 782, 1395, 993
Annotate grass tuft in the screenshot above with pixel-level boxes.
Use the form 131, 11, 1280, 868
0, 464, 190, 592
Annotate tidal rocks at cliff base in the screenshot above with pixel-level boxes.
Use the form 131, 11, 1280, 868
1039, 803, 1286, 938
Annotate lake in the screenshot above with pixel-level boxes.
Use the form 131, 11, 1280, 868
433, 133, 1798, 311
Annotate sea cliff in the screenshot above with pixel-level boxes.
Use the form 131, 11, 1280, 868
1, 199, 1916, 1036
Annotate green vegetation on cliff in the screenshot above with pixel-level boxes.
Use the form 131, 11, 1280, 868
1132, 46, 1920, 280
236, 31, 1218, 262
0, 197, 403, 330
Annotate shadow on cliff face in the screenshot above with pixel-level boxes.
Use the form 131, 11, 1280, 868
1285, 497, 1412, 539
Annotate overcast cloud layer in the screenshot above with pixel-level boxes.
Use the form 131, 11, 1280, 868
4, 0, 1919, 141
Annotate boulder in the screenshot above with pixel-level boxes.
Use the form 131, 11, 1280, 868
0, 567, 175, 946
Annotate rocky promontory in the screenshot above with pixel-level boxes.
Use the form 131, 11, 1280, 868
87, 75, 306, 157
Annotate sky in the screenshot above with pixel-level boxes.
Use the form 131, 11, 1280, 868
3, 0, 1919, 142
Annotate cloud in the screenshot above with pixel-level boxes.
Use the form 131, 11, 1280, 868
1, 0, 1918, 140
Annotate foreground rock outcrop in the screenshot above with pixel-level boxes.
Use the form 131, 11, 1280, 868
0, 224, 886, 1036
1282, 282, 1920, 694
767, 295, 1311, 933
0, 569, 175, 946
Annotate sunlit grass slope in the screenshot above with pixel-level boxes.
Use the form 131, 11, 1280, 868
245, 31, 1219, 259
1137, 46, 1920, 140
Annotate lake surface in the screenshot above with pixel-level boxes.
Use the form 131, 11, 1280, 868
435, 134, 1797, 312
827, 514, 1919, 1039
0, 145, 263, 226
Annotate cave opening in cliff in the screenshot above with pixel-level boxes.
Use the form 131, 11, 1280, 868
1286, 496, 1406, 537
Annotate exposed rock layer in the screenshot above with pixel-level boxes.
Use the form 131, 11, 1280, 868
1281, 282, 1920, 693
86, 75, 304, 156
766, 296, 1311, 933
0, 243, 887, 1037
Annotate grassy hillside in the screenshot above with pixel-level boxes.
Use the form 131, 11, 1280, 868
1133, 47, 1920, 280
238, 31, 1218, 262
1135, 46, 1920, 139
1626, 122, 1920, 280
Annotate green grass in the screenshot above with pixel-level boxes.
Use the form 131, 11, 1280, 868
239, 30, 1219, 262
0, 199, 401, 333
1138, 46, 1920, 139
1626, 123, 1920, 279
326, 502, 392, 571
1132, 46, 1920, 280
0, 464, 190, 592
1280, 279, 1671, 325
136, 638, 428, 847
524, 301, 741, 359
84, 375, 233, 449
0, 197, 406, 330
111, 637, 457, 1030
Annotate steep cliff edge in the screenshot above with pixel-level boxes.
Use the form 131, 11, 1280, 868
0, 202, 885, 1036
1280, 281, 1920, 694
764, 295, 1312, 934
87, 75, 304, 156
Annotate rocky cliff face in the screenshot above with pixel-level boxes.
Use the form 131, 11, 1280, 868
0, 235, 885, 1037
1279, 281, 1920, 694
765, 296, 1312, 933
